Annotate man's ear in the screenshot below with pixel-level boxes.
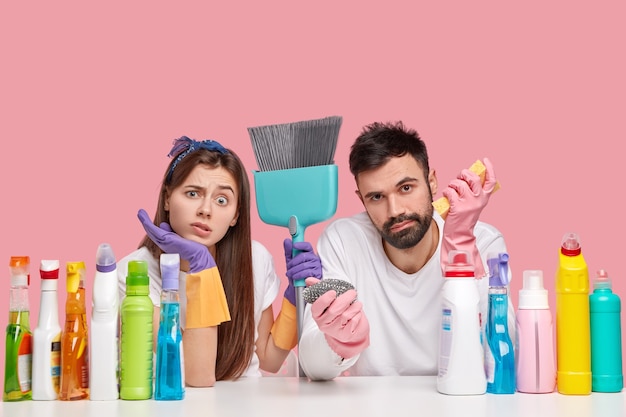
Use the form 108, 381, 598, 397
355, 189, 365, 206
429, 169, 438, 196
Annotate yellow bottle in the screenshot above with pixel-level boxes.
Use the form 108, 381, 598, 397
555, 232, 591, 395
59, 261, 89, 400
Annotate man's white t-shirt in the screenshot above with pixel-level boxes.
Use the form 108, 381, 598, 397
299, 211, 514, 380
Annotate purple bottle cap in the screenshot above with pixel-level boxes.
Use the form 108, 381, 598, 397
160, 253, 180, 291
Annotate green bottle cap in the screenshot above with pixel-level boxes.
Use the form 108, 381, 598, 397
126, 260, 149, 289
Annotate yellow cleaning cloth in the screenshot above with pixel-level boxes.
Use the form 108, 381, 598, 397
271, 298, 297, 351
185, 267, 231, 329
433, 159, 501, 219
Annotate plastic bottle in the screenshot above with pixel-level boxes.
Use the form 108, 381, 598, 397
59, 261, 90, 400
3, 256, 33, 401
32, 259, 62, 400
89, 243, 120, 400
515, 269, 556, 393
589, 269, 623, 392
120, 260, 154, 400
437, 250, 486, 395
155, 253, 185, 400
555, 232, 591, 395
485, 252, 515, 394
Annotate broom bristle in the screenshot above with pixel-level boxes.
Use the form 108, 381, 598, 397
248, 115, 342, 171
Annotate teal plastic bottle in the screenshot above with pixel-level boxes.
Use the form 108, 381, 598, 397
155, 253, 184, 400
120, 260, 153, 400
589, 269, 623, 392
484, 252, 515, 394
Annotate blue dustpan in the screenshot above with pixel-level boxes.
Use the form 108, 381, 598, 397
254, 163, 338, 365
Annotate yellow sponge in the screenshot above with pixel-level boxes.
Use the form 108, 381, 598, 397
432, 160, 501, 219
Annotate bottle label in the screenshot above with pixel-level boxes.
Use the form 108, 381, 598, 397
51, 335, 61, 393
18, 333, 33, 393
438, 309, 452, 377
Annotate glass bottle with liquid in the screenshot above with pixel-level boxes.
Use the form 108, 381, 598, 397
3, 256, 33, 401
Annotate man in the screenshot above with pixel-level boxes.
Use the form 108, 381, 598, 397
286, 121, 513, 380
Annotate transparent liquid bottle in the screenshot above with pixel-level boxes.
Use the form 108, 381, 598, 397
3, 256, 32, 401
89, 243, 120, 400
155, 253, 185, 400
515, 270, 556, 393
485, 252, 515, 394
555, 232, 591, 395
437, 250, 486, 395
59, 261, 90, 400
589, 269, 623, 392
32, 259, 62, 400
120, 260, 153, 400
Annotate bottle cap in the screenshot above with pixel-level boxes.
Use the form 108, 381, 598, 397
519, 270, 549, 309
560, 232, 581, 256
160, 253, 180, 291
594, 269, 612, 290
9, 256, 30, 286
40, 260, 60, 279
126, 260, 149, 290
444, 250, 475, 278
96, 243, 117, 273
66, 261, 86, 293
487, 252, 510, 287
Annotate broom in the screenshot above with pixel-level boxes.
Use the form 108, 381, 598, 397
248, 115, 342, 376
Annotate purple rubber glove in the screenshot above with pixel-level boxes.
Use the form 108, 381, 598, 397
283, 238, 322, 306
307, 278, 370, 359
138, 209, 215, 273
440, 158, 498, 278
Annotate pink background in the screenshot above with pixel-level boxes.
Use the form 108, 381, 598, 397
2, 3, 625, 368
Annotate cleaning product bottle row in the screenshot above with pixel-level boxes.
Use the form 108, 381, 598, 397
555, 232, 623, 395
4, 245, 176, 402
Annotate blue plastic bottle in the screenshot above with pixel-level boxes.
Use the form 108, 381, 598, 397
485, 252, 515, 394
155, 254, 184, 400
589, 269, 623, 392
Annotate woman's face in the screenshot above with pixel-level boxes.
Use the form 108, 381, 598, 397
165, 164, 239, 250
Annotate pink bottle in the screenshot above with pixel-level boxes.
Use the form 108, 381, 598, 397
515, 270, 556, 393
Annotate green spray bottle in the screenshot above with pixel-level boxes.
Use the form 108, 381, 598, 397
120, 260, 153, 400
3, 256, 33, 401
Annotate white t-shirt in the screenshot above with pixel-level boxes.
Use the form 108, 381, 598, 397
298, 211, 514, 380
117, 240, 280, 377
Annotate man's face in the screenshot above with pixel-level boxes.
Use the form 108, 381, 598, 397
356, 154, 437, 250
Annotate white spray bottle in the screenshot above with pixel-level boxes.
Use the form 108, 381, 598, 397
32, 260, 62, 400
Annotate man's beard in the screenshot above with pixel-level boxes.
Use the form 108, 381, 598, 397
379, 210, 433, 250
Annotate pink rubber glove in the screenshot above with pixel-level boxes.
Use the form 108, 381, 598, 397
440, 157, 498, 278
307, 278, 370, 359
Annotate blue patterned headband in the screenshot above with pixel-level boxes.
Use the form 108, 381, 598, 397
166, 136, 229, 182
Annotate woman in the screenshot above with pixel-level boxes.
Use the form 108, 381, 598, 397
117, 136, 314, 386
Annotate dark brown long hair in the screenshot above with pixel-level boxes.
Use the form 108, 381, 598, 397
141, 146, 255, 380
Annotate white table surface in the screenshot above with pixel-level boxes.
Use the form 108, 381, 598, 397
2, 376, 624, 417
